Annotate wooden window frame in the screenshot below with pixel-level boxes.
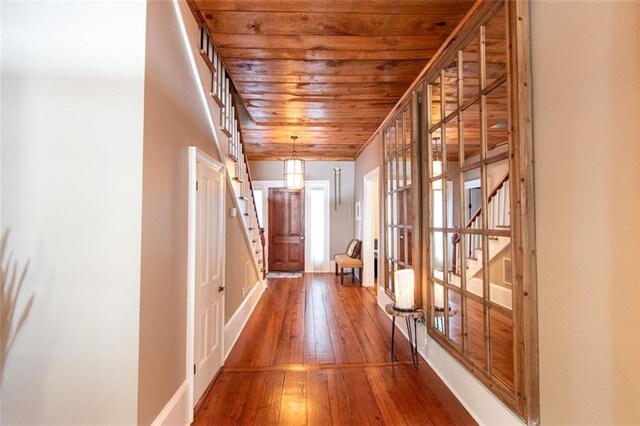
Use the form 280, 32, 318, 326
380, 1, 538, 423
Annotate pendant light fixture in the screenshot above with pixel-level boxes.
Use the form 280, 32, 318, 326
432, 136, 443, 176
284, 136, 304, 189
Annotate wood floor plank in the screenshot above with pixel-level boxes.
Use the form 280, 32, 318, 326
206, 371, 253, 425
311, 280, 336, 364
365, 367, 409, 426
252, 370, 286, 425
193, 273, 477, 426
279, 370, 307, 425
303, 278, 317, 364
306, 370, 332, 426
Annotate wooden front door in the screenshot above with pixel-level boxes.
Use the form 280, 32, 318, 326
269, 188, 305, 271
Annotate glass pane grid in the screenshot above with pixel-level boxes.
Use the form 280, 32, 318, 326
424, 3, 517, 403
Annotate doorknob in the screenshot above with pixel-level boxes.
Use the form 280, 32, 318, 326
301, 236, 305, 240
218, 286, 226, 292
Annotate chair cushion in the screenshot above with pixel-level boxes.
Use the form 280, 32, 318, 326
335, 254, 363, 268
346, 239, 359, 257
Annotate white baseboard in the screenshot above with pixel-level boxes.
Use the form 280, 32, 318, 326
224, 279, 266, 359
151, 381, 189, 426
375, 290, 522, 426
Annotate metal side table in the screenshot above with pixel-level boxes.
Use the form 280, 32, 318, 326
385, 304, 425, 368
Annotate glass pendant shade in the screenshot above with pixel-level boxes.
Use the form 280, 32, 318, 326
284, 136, 304, 189
284, 157, 305, 189
394, 268, 415, 310
432, 159, 443, 176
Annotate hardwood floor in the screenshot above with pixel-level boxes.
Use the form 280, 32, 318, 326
194, 273, 476, 425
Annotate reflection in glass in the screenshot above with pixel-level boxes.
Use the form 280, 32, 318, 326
487, 159, 510, 230
431, 231, 444, 280
431, 179, 444, 228
489, 237, 513, 306
447, 290, 463, 349
404, 110, 412, 151
391, 155, 397, 191
444, 58, 459, 117
396, 118, 404, 152
484, 7, 507, 88
392, 228, 398, 262
407, 227, 413, 266
430, 78, 442, 126
433, 282, 445, 334
462, 102, 482, 162
430, 129, 443, 177
445, 174, 459, 229
446, 233, 461, 285
445, 116, 460, 167
464, 168, 483, 226
397, 190, 405, 226
462, 32, 481, 103
405, 144, 412, 186
486, 82, 509, 158
397, 150, 405, 188
490, 306, 514, 390
392, 192, 398, 225
465, 296, 486, 367
405, 188, 412, 227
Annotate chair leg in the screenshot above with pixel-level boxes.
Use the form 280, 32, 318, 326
341, 267, 344, 285
359, 267, 363, 285
335, 262, 338, 276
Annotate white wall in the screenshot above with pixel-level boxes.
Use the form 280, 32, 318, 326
137, 0, 261, 424
137, 0, 221, 424
0, 1, 147, 423
531, 0, 640, 423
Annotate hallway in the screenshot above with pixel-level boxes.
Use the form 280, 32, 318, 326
194, 274, 476, 425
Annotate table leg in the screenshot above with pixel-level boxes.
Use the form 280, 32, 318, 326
391, 316, 396, 362
405, 317, 419, 368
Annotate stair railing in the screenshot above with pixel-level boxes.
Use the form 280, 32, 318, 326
199, 26, 266, 280
452, 172, 510, 275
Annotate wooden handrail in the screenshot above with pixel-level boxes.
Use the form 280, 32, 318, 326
196, 24, 266, 279
236, 107, 267, 279
451, 172, 510, 274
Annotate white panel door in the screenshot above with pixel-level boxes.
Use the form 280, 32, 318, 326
194, 160, 225, 404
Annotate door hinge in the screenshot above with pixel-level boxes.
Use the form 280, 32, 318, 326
194, 364, 197, 375
196, 181, 199, 191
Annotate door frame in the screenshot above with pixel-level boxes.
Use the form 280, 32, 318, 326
186, 147, 226, 419
362, 167, 380, 286
252, 180, 330, 273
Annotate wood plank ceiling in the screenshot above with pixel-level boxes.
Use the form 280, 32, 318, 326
191, 0, 476, 161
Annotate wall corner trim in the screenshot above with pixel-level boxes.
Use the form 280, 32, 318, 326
150, 381, 190, 426
224, 279, 267, 359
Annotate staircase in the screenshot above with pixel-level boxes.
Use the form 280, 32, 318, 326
449, 172, 512, 308
198, 27, 266, 279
